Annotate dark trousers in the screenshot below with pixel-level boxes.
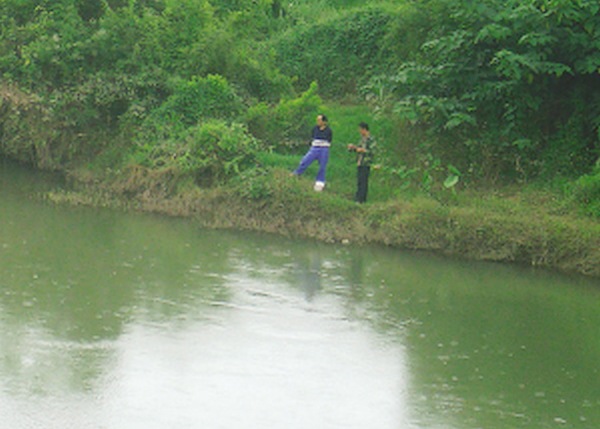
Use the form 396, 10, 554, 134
355, 166, 370, 203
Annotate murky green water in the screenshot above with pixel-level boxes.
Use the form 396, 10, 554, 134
1, 159, 599, 429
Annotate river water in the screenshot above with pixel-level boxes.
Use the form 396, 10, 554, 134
0, 159, 599, 429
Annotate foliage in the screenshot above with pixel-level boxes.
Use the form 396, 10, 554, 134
132, 119, 259, 185
230, 167, 274, 201
364, 0, 600, 182
152, 74, 243, 126
0, 0, 291, 120
273, 6, 395, 96
184, 120, 259, 184
245, 81, 323, 150
0, 0, 599, 217
571, 166, 600, 218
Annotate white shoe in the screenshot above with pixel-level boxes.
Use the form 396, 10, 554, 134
313, 181, 325, 192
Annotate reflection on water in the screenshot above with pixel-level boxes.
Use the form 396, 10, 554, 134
1, 159, 599, 429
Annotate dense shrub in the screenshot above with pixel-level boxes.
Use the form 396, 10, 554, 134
273, 6, 395, 97
572, 167, 600, 218
226, 47, 293, 102
0, 0, 290, 117
0, 85, 51, 166
183, 120, 260, 185
153, 74, 244, 126
130, 118, 260, 186
364, 0, 600, 182
244, 81, 323, 150
125, 72, 260, 185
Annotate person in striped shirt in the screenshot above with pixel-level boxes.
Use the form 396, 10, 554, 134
292, 114, 333, 191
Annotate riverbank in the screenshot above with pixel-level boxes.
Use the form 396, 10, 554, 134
3, 82, 599, 278
46, 166, 600, 279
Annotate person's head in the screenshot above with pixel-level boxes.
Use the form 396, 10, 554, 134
359, 122, 370, 136
317, 114, 328, 127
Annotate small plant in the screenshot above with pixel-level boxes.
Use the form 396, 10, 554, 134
443, 164, 461, 193
386, 164, 418, 192
571, 168, 600, 218
232, 168, 274, 201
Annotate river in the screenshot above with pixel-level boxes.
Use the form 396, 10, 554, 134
0, 159, 599, 429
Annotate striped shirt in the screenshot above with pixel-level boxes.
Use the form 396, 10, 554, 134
311, 125, 333, 147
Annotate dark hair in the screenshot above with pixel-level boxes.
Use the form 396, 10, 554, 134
359, 122, 369, 131
319, 114, 328, 123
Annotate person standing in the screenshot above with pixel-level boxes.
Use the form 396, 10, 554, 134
292, 114, 333, 191
347, 122, 375, 203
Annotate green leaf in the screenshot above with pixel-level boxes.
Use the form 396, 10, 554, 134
448, 164, 461, 176
476, 24, 511, 43
512, 139, 533, 150
445, 112, 476, 130
444, 175, 459, 189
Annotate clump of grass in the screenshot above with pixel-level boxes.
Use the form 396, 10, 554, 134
570, 168, 600, 218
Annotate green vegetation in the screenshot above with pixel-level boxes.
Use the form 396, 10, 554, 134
1, 0, 599, 276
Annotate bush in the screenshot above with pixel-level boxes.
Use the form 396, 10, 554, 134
363, 0, 600, 183
227, 47, 293, 102
572, 168, 600, 218
184, 120, 260, 185
132, 119, 260, 185
245, 81, 323, 150
230, 168, 274, 201
153, 74, 244, 126
273, 6, 394, 97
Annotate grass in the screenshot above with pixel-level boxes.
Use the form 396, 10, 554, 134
257, 102, 414, 203
256, 102, 599, 235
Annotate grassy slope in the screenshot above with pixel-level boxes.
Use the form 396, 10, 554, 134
257, 103, 408, 202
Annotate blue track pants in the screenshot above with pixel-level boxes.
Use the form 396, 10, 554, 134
294, 147, 329, 183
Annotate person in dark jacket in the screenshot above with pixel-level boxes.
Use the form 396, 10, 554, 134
347, 122, 376, 203
292, 114, 333, 191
